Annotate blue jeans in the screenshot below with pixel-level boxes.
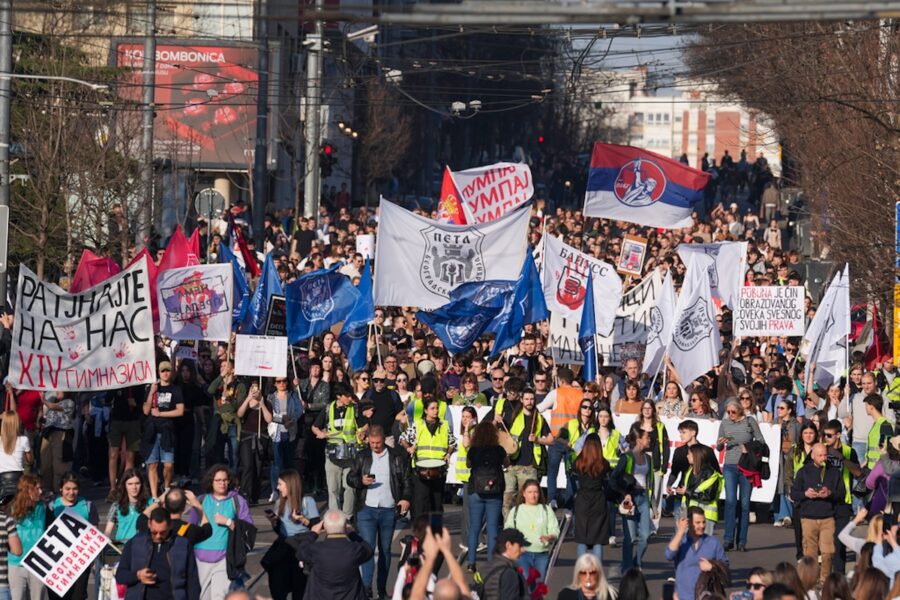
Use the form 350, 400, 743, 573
852, 441, 867, 512
467, 492, 502, 565
576, 543, 602, 561
356, 506, 396, 593
518, 551, 550, 581
724, 463, 751, 546
270, 437, 295, 493
622, 491, 651, 570
226, 424, 238, 468
773, 494, 792, 521
547, 443, 568, 506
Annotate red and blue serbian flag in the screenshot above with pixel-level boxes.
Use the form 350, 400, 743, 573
583, 142, 711, 229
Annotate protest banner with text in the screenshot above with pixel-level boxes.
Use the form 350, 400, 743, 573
22, 509, 110, 596
234, 334, 288, 377
10, 260, 156, 391
451, 162, 534, 224
734, 285, 805, 337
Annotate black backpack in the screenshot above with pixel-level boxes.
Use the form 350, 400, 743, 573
470, 449, 504, 496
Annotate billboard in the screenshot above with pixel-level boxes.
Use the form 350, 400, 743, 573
114, 41, 261, 169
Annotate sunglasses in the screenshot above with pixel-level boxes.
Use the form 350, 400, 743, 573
581, 405, 592, 410
747, 583, 766, 591
275, 379, 287, 384
824, 433, 836, 439
372, 378, 385, 383
359, 377, 369, 381
492, 377, 504, 381
579, 570, 599, 576
740, 395, 751, 400
778, 406, 788, 411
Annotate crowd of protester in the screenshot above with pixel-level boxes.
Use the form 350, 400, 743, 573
0, 149, 891, 600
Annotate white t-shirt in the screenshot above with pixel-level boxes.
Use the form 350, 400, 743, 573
0, 436, 30, 472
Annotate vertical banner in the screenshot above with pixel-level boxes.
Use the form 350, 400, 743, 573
10, 260, 157, 391
21, 510, 110, 596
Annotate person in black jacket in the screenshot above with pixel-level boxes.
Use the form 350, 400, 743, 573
346, 425, 412, 599
296, 509, 373, 600
789, 443, 844, 586
136, 486, 213, 546
666, 420, 699, 521
116, 507, 201, 600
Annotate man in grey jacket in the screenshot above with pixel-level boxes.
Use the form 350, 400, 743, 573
481, 529, 529, 600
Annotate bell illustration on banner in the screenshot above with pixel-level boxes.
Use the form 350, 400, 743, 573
556, 261, 586, 310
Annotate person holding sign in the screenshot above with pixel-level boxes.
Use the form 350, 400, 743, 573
6, 476, 37, 600
142, 362, 185, 499
48, 473, 99, 600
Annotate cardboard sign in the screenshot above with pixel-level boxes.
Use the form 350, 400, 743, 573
616, 234, 647, 277
734, 286, 805, 337
174, 340, 199, 361
356, 234, 375, 260
22, 509, 109, 596
10, 260, 157, 391
234, 334, 287, 377
265, 295, 287, 337
157, 263, 232, 342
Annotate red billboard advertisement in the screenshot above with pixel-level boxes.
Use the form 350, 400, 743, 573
114, 42, 259, 169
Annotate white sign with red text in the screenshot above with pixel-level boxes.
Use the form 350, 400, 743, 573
21, 509, 110, 596
734, 286, 805, 337
451, 162, 534, 224
10, 260, 157, 391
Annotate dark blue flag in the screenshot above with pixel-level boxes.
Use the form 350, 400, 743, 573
579, 271, 597, 383
417, 299, 504, 354
485, 251, 548, 354
285, 265, 360, 343
339, 259, 375, 371
219, 242, 250, 328
240, 253, 284, 335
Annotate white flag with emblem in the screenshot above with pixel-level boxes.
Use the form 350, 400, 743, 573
643, 270, 676, 377
541, 235, 623, 335
802, 265, 849, 388
677, 241, 747, 309
374, 199, 530, 309
669, 253, 722, 385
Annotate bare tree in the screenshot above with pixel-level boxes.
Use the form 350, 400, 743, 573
359, 81, 412, 205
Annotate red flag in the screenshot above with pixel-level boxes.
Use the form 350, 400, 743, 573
158, 226, 200, 273
233, 223, 261, 279
436, 167, 468, 225
187, 228, 201, 264
69, 249, 121, 293
127, 248, 160, 330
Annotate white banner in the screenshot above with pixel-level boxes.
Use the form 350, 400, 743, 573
22, 509, 109, 596
356, 234, 375, 260
803, 266, 850, 388
541, 235, 623, 336
734, 286, 806, 337
157, 263, 232, 342
445, 407, 780, 502
451, 162, 533, 224
10, 260, 157, 391
374, 199, 529, 309
643, 271, 676, 376
677, 241, 747, 309
670, 253, 722, 385
234, 334, 288, 377
548, 270, 662, 367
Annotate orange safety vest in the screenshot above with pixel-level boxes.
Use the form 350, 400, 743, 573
550, 385, 582, 438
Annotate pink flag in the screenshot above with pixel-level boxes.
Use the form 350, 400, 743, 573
69, 249, 121, 293
128, 248, 160, 330
187, 228, 201, 265
158, 226, 200, 274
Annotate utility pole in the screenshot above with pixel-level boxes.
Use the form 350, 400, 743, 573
140, 0, 156, 249
252, 0, 269, 248
0, 0, 11, 305
303, 0, 323, 223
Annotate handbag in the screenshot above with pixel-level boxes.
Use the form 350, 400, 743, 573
260, 536, 295, 571
852, 468, 871, 498
496, 421, 518, 456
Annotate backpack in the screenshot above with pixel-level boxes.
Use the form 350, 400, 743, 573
470, 449, 504, 496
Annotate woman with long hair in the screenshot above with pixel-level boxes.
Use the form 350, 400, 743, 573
265, 375, 303, 503
465, 420, 508, 571
556, 552, 616, 600
638, 400, 668, 518
656, 382, 686, 418
852, 542, 875, 591
0, 411, 32, 502
353, 371, 371, 401
774, 399, 802, 527
571, 434, 611, 561
614, 424, 654, 571
188, 464, 254, 599
773, 561, 805, 599
614, 381, 643, 415
103, 468, 149, 544
617, 568, 650, 600
175, 360, 204, 480
679, 445, 723, 534
504, 479, 558, 581
716, 398, 764, 551
838, 508, 882, 555
8, 474, 43, 600
746, 567, 774, 600
787, 422, 818, 558
49, 473, 98, 600
452, 374, 487, 407
795, 555, 819, 600
395, 373, 412, 405
822, 573, 852, 600
686, 388, 715, 420
264, 469, 319, 599
854, 569, 889, 600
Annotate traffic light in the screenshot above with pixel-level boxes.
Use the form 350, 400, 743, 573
320, 143, 336, 178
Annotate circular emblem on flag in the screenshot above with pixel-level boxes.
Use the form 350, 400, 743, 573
613, 158, 667, 207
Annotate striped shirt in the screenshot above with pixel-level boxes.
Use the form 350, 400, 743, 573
0, 513, 18, 585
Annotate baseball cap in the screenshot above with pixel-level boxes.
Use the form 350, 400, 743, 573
496, 528, 530, 549
158, 361, 172, 372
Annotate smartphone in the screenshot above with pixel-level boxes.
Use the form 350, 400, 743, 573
884, 513, 896, 529
367, 473, 376, 481
430, 512, 443, 537
264, 508, 276, 518
662, 582, 675, 600
730, 593, 754, 600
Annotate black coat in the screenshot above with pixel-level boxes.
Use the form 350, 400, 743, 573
296, 531, 374, 600
346, 447, 413, 513
572, 466, 610, 546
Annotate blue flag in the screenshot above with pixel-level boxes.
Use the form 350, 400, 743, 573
285, 265, 360, 343
219, 242, 250, 328
419, 251, 548, 355
579, 271, 597, 383
339, 259, 375, 371
240, 253, 284, 335
417, 299, 504, 354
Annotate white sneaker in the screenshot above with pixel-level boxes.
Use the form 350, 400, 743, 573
749, 512, 757, 524
609, 536, 618, 547
268, 492, 279, 503
783, 516, 792, 527
773, 519, 783, 527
